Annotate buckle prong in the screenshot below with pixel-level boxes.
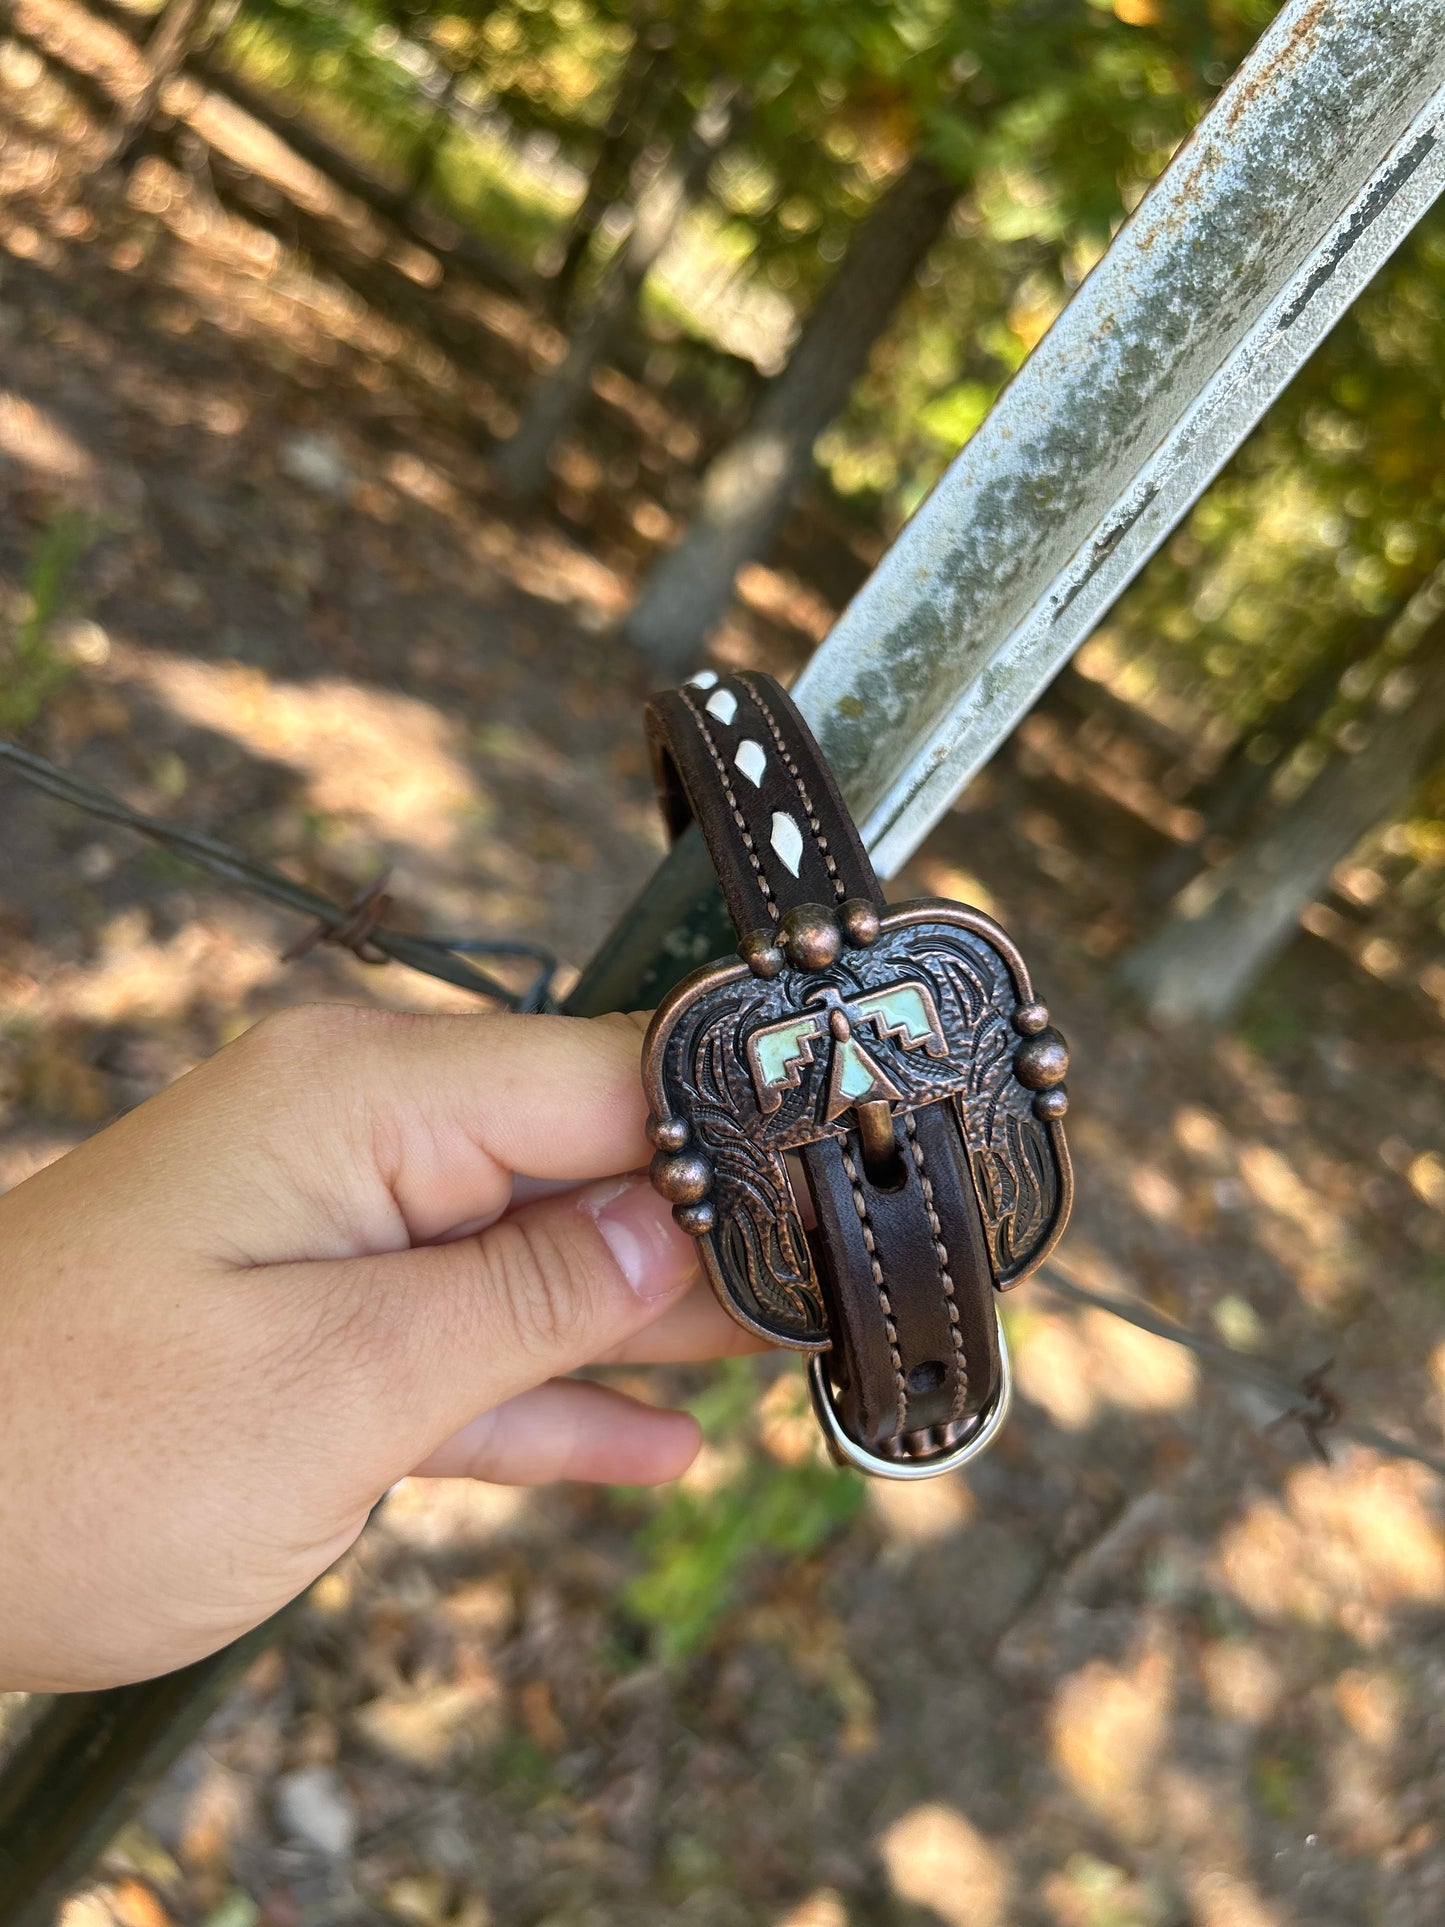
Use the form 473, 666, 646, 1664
855, 1098, 900, 1185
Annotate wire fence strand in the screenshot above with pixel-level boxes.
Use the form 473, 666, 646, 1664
0, 737, 558, 1010
1038, 1263, 1445, 1479
5, 738, 1441, 1480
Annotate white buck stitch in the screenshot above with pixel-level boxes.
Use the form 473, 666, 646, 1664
734, 739, 767, 786
687, 669, 719, 688
770, 811, 804, 876
705, 688, 738, 725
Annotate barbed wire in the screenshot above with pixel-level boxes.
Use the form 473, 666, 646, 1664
6, 738, 1441, 1480
0, 737, 559, 1011
1038, 1264, 1445, 1479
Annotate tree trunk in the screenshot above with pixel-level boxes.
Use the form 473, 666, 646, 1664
492, 90, 735, 503
1141, 620, 1385, 907
1120, 625, 1445, 1024
109, 0, 209, 171
549, 26, 674, 318
624, 155, 957, 676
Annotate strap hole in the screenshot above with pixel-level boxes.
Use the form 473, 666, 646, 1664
906, 1360, 946, 1397
862, 1141, 907, 1192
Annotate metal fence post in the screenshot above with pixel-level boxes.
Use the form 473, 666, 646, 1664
0, 1620, 289, 1927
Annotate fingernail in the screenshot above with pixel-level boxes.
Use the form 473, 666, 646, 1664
582, 1176, 697, 1303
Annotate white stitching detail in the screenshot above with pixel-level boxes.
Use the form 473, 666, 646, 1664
905, 1111, 967, 1422
840, 1144, 907, 1435
738, 674, 847, 901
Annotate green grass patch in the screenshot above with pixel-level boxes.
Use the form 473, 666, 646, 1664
0, 513, 95, 733
620, 1361, 867, 1663
1234, 979, 1315, 1060
1252, 1738, 1315, 1822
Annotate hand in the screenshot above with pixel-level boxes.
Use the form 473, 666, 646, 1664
0, 1005, 757, 1692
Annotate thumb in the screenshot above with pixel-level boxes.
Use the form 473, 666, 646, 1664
263, 1172, 701, 1483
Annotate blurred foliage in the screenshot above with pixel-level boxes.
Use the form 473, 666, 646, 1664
201, 0, 1445, 938
224, 0, 573, 255
221, 0, 1265, 297
1103, 209, 1445, 739
0, 0, 1430, 952
620, 1362, 865, 1662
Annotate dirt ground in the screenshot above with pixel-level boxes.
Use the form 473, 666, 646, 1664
3, 14, 1445, 1927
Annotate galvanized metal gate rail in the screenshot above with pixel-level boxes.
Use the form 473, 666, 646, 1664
3, 2, 1444, 1917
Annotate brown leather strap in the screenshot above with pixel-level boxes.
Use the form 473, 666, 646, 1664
645, 672, 1003, 1454
645, 672, 878, 943
801, 1103, 1001, 1445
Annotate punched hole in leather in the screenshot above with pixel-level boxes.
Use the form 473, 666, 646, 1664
640, 670, 1071, 1472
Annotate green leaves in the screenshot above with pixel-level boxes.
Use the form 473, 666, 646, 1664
917, 379, 996, 450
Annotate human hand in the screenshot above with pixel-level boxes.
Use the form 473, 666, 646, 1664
0, 1005, 756, 1692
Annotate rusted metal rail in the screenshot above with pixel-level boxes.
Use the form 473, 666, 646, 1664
3, 1, 1445, 1918
793, 0, 1445, 875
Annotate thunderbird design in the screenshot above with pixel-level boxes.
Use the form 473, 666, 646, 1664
746, 981, 947, 1121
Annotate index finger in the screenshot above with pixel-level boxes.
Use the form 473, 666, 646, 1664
274, 1004, 659, 1252
34, 1005, 661, 1266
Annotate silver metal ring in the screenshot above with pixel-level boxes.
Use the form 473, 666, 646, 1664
807, 1315, 1012, 1481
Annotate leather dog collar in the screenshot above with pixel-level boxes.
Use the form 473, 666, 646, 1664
641, 671, 1072, 1477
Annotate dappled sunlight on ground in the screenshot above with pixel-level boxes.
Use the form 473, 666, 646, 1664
772, 1890, 847, 1927
0, 384, 100, 489
908, 852, 999, 917
1010, 1299, 1199, 1430
1332, 1666, 1402, 1752
8, 902, 280, 1026
320, 1500, 527, 1773
1183, 1870, 1287, 1927
754, 1368, 819, 1470
1199, 1639, 1285, 1727
1226, 1134, 1365, 1311
1216, 1456, 1445, 1642
465, 509, 629, 625
0, 1126, 87, 1189
877, 1803, 1011, 1927
1040, 1852, 1165, 1927
122, 648, 485, 851
352, 1666, 508, 1776
1049, 1630, 1174, 1841
864, 1466, 976, 1544
380, 1477, 531, 1553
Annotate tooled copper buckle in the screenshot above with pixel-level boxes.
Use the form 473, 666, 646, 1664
640, 672, 1071, 1479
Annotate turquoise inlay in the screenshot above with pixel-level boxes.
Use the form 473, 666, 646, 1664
872, 985, 927, 1037
836, 1038, 878, 1100
754, 1020, 815, 1088
853, 981, 946, 1055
